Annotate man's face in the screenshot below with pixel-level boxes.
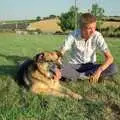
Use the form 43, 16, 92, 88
81, 22, 96, 40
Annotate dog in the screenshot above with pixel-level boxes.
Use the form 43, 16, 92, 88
16, 51, 82, 100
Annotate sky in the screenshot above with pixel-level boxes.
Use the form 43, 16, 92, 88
0, 0, 120, 20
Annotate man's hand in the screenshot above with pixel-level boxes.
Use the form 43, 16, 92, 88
89, 69, 102, 83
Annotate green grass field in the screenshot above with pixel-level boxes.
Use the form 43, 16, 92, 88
0, 33, 120, 120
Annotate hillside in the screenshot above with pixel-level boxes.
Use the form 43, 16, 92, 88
102, 21, 120, 28
27, 18, 62, 33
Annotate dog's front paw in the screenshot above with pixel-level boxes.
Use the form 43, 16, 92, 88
72, 93, 83, 100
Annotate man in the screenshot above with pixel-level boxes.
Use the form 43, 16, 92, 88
59, 13, 117, 83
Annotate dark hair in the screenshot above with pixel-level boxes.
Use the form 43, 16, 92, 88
79, 13, 96, 28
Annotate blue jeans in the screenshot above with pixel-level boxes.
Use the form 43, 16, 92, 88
61, 63, 118, 80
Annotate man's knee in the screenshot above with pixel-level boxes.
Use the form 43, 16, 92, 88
102, 63, 118, 77
60, 64, 81, 80
109, 63, 118, 74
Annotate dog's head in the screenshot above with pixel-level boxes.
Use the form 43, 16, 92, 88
34, 51, 62, 65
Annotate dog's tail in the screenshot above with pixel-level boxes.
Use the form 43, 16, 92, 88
16, 59, 34, 90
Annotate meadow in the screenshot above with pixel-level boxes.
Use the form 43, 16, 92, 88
0, 33, 120, 120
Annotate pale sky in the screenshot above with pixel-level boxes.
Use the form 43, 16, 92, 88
0, 0, 120, 20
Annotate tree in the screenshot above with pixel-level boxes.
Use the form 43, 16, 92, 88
91, 4, 105, 30
58, 6, 78, 32
36, 16, 41, 21
49, 15, 57, 19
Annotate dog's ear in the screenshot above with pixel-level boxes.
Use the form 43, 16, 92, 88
55, 50, 63, 58
34, 52, 44, 62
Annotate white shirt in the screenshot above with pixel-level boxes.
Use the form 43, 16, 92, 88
61, 29, 109, 64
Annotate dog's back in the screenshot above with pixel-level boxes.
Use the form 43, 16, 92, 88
16, 59, 35, 89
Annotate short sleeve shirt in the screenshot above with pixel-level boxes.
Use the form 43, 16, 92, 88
61, 29, 109, 64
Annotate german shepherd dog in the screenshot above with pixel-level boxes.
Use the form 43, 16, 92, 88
16, 51, 82, 100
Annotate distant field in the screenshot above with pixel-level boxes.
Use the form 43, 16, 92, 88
0, 19, 35, 24
0, 33, 120, 120
102, 21, 120, 28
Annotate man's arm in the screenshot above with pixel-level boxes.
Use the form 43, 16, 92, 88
98, 50, 113, 72
90, 50, 114, 83
60, 32, 75, 56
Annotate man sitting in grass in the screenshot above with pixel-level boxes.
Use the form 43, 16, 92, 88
57, 13, 117, 83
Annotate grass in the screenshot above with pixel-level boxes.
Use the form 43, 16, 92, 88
0, 33, 120, 120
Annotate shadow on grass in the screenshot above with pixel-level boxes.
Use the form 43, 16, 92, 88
83, 99, 104, 119
0, 53, 30, 65
0, 65, 17, 77
0, 53, 30, 78
105, 100, 120, 119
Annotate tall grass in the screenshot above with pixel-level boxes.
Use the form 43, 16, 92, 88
0, 33, 120, 120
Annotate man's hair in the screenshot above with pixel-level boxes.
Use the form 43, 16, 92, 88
79, 13, 96, 28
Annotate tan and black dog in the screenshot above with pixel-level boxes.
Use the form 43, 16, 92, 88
16, 51, 82, 100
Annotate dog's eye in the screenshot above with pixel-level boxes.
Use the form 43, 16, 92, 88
35, 52, 44, 62
39, 53, 44, 58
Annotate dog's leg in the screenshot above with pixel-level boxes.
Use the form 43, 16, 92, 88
50, 80, 82, 100
51, 88, 82, 100
31, 83, 69, 98
45, 84, 83, 100
57, 85, 83, 100
31, 83, 82, 100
